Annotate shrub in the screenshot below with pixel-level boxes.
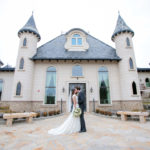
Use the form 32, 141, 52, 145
104, 111, 107, 115
132, 109, 141, 112
4, 110, 12, 113
57, 110, 60, 114
107, 111, 112, 116
36, 112, 40, 118
117, 114, 121, 117
48, 111, 54, 116
43, 112, 47, 117
96, 109, 99, 113
54, 110, 57, 115
99, 110, 103, 114
0, 106, 9, 110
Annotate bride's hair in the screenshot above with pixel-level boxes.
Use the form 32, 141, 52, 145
71, 88, 76, 96
71, 88, 76, 103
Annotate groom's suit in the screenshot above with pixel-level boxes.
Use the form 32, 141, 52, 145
78, 90, 86, 132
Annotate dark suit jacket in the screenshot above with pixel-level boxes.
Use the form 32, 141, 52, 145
78, 91, 85, 110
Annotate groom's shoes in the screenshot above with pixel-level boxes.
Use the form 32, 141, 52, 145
79, 130, 86, 133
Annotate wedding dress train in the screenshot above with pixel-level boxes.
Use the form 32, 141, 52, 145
48, 95, 80, 135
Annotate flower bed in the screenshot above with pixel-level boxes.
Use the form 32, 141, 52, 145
95, 108, 112, 116
35, 110, 61, 118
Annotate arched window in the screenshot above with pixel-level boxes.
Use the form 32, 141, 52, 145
72, 65, 83, 76
145, 78, 150, 87
72, 34, 82, 45
132, 81, 137, 95
98, 67, 110, 104
129, 58, 134, 69
19, 58, 24, 69
23, 38, 27, 46
45, 67, 56, 104
0, 80, 3, 100
16, 82, 21, 96
126, 37, 130, 46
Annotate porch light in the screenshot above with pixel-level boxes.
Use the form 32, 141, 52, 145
90, 87, 93, 93
62, 87, 65, 93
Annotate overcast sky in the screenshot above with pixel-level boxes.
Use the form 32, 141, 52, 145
0, 0, 150, 67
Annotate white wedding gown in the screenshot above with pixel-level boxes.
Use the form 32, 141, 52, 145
48, 94, 81, 135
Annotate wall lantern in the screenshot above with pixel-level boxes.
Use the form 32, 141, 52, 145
90, 87, 93, 93
62, 87, 65, 93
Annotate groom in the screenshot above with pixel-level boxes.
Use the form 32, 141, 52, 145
76, 87, 86, 133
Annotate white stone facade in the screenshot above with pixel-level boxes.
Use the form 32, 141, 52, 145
0, 72, 14, 100
1, 15, 149, 112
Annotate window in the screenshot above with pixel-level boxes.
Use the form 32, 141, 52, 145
45, 67, 56, 104
16, 82, 21, 96
126, 37, 130, 46
23, 38, 27, 46
132, 81, 137, 95
0, 80, 3, 100
72, 65, 83, 76
72, 34, 82, 45
145, 78, 150, 87
19, 58, 24, 69
98, 67, 110, 104
129, 58, 134, 69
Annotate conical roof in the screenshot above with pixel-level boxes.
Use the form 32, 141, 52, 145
18, 14, 41, 41
111, 14, 134, 41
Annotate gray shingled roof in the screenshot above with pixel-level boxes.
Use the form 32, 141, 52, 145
18, 14, 41, 41
0, 60, 3, 65
111, 15, 134, 41
137, 68, 150, 72
32, 29, 121, 61
0, 65, 15, 71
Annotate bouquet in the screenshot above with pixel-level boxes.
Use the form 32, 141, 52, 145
73, 107, 82, 117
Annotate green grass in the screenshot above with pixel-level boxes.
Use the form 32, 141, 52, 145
0, 106, 9, 110
143, 102, 150, 105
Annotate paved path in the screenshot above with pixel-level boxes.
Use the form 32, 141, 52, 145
0, 113, 150, 150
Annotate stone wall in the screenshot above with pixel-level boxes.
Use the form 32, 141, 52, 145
0, 100, 143, 113
89, 100, 143, 112
0, 101, 67, 113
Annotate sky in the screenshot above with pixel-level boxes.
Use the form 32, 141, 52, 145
0, 0, 150, 67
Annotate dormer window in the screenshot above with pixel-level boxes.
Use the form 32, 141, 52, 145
72, 34, 82, 45
65, 29, 89, 51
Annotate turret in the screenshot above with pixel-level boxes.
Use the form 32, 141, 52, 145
11, 14, 40, 102
112, 14, 141, 102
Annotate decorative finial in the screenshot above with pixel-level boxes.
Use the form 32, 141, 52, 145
32, 11, 34, 15
118, 10, 120, 15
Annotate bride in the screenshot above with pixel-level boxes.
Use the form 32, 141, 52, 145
48, 88, 81, 135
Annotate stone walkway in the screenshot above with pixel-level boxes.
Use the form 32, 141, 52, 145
0, 113, 150, 150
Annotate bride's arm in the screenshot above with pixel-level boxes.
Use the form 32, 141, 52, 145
72, 95, 76, 108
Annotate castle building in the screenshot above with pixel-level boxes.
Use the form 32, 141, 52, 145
0, 14, 150, 112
